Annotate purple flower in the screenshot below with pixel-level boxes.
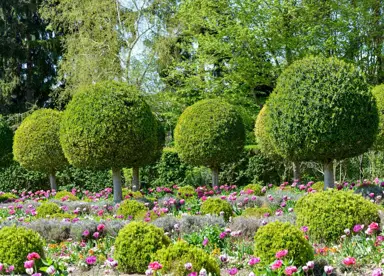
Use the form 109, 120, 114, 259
86, 256, 97, 265
82, 230, 90, 237
184, 263, 193, 270
202, 238, 208, 246
93, 231, 100, 239
353, 224, 364, 233
300, 226, 308, 233
228, 268, 238, 275
372, 268, 383, 276
219, 232, 227, 239
220, 255, 229, 263
248, 257, 260, 266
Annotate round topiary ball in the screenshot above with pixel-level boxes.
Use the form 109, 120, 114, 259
311, 181, 324, 191
200, 198, 233, 221
152, 241, 220, 275
174, 98, 245, 169
36, 201, 63, 218
242, 183, 264, 196
372, 84, 384, 150
254, 221, 314, 266
177, 185, 196, 199
13, 109, 68, 174
54, 191, 79, 201
296, 190, 380, 243
241, 207, 272, 218
0, 226, 45, 273
114, 221, 170, 273
255, 106, 277, 157
0, 192, 17, 203
0, 116, 13, 166
117, 200, 148, 220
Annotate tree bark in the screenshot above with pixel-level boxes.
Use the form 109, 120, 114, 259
132, 167, 140, 192
324, 160, 334, 189
292, 161, 300, 184
212, 167, 219, 188
49, 173, 57, 191
112, 167, 122, 203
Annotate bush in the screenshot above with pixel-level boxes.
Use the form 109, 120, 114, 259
114, 221, 170, 273
242, 183, 264, 196
354, 184, 384, 198
311, 181, 324, 191
177, 185, 196, 199
0, 226, 45, 273
372, 84, 384, 151
0, 116, 13, 167
122, 188, 143, 199
254, 221, 313, 266
296, 190, 380, 242
242, 207, 272, 218
152, 241, 220, 275
200, 198, 233, 221
0, 192, 17, 203
54, 191, 79, 201
36, 201, 63, 218
117, 200, 148, 220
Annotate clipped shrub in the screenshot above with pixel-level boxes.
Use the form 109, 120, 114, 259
0, 226, 45, 273
36, 201, 63, 218
242, 207, 272, 218
153, 241, 220, 275
177, 185, 196, 199
114, 221, 170, 273
117, 199, 148, 220
54, 191, 79, 201
254, 221, 313, 266
0, 116, 13, 167
200, 198, 233, 221
372, 84, 384, 151
122, 188, 143, 199
0, 192, 17, 203
311, 181, 324, 191
242, 183, 264, 196
296, 190, 380, 242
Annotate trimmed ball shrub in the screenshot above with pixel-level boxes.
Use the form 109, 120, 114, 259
177, 185, 196, 199
0, 226, 45, 273
13, 109, 68, 190
0, 116, 13, 167
255, 106, 278, 157
372, 84, 384, 151
36, 201, 63, 218
153, 241, 220, 275
242, 207, 272, 218
267, 56, 378, 188
117, 199, 148, 220
254, 221, 314, 266
242, 183, 264, 196
114, 221, 170, 273
60, 81, 159, 202
0, 192, 17, 203
296, 190, 380, 243
54, 191, 79, 201
311, 181, 324, 191
122, 188, 143, 199
200, 198, 233, 221
175, 99, 245, 187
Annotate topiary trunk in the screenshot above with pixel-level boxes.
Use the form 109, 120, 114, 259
49, 172, 57, 191
292, 161, 301, 184
112, 167, 123, 203
212, 167, 219, 188
132, 167, 139, 192
324, 160, 334, 189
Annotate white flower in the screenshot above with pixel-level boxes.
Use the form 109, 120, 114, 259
26, 268, 34, 275
47, 265, 55, 275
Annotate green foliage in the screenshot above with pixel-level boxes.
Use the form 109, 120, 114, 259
0, 116, 12, 166
200, 198, 233, 221
13, 109, 68, 174
255, 106, 278, 157
0, 192, 17, 203
122, 188, 143, 199
183, 167, 211, 187
267, 56, 378, 162
242, 207, 271, 218
36, 201, 63, 218
254, 221, 314, 266
0, 226, 45, 273
354, 184, 384, 198
312, 181, 325, 191
117, 200, 148, 220
296, 190, 380, 243
175, 99, 245, 168
242, 183, 264, 196
114, 221, 170, 273
177, 185, 196, 199
60, 81, 158, 170
372, 84, 384, 151
54, 191, 79, 201
153, 241, 220, 275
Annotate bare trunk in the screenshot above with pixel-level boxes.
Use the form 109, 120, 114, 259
112, 168, 122, 203
49, 173, 57, 191
324, 160, 334, 189
292, 161, 300, 184
212, 167, 219, 188
132, 167, 140, 191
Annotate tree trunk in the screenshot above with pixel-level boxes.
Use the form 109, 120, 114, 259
112, 167, 122, 203
292, 161, 300, 184
49, 173, 57, 191
132, 167, 140, 192
324, 160, 334, 189
212, 167, 219, 188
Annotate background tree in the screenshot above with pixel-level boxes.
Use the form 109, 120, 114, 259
266, 56, 378, 188
60, 81, 158, 202
174, 99, 245, 187
0, 116, 13, 167
13, 109, 68, 190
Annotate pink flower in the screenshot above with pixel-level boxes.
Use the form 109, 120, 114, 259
32, 273, 42, 276
275, 249, 288, 259
369, 222, 379, 231
342, 257, 356, 266
27, 252, 41, 260
372, 268, 383, 276
86, 256, 97, 265
202, 238, 208, 246
248, 257, 260, 266
188, 273, 198, 276
0, 263, 3, 271
219, 232, 227, 239
24, 260, 34, 269
228, 268, 238, 275
301, 226, 308, 233
148, 261, 162, 271
284, 266, 298, 275
93, 232, 100, 239
82, 230, 90, 237
353, 224, 364, 233
97, 224, 105, 232
271, 260, 283, 270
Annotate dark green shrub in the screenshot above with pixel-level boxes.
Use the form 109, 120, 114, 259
242, 207, 271, 218
254, 221, 314, 266
13, 109, 68, 189
372, 84, 384, 151
296, 190, 380, 242
153, 241, 220, 275
200, 198, 233, 221
177, 185, 196, 199
36, 201, 62, 218
311, 181, 324, 191
0, 116, 13, 167
117, 200, 148, 219
54, 191, 79, 201
0, 192, 17, 203
175, 99, 245, 186
0, 226, 45, 273
242, 183, 264, 196
354, 184, 384, 198
114, 221, 170, 273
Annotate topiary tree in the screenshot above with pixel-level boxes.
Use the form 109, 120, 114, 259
60, 81, 159, 202
266, 56, 378, 188
200, 198, 233, 221
175, 99, 245, 187
13, 109, 68, 190
0, 116, 13, 167
372, 84, 384, 151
